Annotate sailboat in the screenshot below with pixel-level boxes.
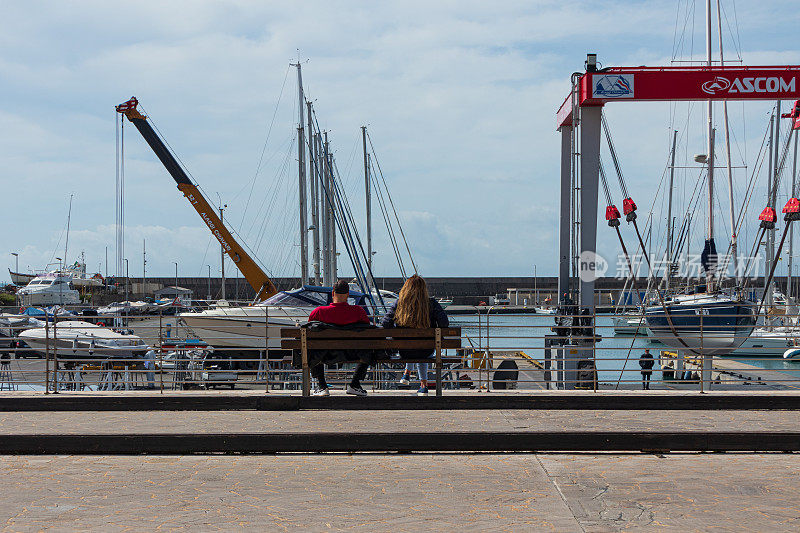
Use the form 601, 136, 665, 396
644, 0, 756, 355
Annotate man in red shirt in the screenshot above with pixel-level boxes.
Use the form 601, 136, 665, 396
308, 280, 371, 397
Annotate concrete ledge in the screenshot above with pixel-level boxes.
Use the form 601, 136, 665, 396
2, 431, 800, 454
4, 393, 800, 411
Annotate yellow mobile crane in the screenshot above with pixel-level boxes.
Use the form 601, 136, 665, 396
115, 97, 277, 301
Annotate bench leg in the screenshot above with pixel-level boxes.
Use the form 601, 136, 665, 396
301, 330, 310, 397
435, 328, 442, 397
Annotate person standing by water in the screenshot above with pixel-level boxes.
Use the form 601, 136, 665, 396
381, 275, 449, 396
639, 349, 655, 390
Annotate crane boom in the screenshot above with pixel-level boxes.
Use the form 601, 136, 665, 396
115, 97, 277, 301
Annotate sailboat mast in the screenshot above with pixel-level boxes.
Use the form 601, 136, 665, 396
704, 0, 717, 291
716, 0, 738, 286
64, 194, 73, 272
362, 126, 372, 270
766, 113, 775, 307
667, 129, 677, 291
294, 63, 309, 286
308, 103, 321, 285
789, 133, 798, 300
327, 137, 337, 280
320, 132, 330, 286
705, 0, 714, 243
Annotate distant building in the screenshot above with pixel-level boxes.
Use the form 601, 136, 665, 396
154, 286, 193, 304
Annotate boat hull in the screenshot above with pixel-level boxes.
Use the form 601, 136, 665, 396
179, 307, 308, 350
645, 301, 756, 355
8, 270, 35, 286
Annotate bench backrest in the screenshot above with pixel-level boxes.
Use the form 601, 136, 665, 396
280, 327, 461, 350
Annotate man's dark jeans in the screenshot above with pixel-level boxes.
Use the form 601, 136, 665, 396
312, 361, 369, 389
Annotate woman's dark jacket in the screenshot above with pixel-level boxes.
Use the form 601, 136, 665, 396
381, 298, 449, 359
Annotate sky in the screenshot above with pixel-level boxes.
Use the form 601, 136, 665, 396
2, 0, 800, 284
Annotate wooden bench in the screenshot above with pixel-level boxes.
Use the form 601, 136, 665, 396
280, 327, 462, 397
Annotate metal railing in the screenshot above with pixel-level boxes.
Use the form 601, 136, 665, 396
2, 300, 800, 393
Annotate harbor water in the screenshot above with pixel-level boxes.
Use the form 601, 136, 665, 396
451, 312, 800, 385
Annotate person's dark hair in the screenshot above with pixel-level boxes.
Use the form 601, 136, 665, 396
333, 280, 350, 295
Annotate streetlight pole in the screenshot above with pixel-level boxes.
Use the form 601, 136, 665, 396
534, 265, 538, 305
173, 262, 178, 292
124, 258, 130, 327
142, 239, 146, 297
219, 203, 227, 301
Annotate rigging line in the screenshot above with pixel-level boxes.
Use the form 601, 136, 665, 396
671, 0, 682, 61
252, 138, 296, 256
237, 64, 292, 223
368, 153, 406, 276
197, 236, 213, 277
727, 0, 744, 61
243, 135, 296, 239
732, 116, 771, 240
366, 131, 418, 274
371, 158, 406, 278
334, 156, 386, 312
329, 153, 386, 308
601, 115, 629, 198
323, 156, 379, 310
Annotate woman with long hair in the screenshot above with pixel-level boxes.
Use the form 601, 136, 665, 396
381, 274, 449, 395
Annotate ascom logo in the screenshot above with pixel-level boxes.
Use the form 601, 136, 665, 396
701, 76, 796, 95
701, 76, 731, 94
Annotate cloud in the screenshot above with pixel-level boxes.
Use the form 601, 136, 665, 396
2, 0, 799, 284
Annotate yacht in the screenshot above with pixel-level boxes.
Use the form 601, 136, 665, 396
16, 273, 81, 307
730, 327, 796, 357
18, 320, 149, 359
179, 285, 397, 351
645, 292, 756, 355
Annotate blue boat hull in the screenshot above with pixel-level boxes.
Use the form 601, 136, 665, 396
645, 300, 756, 355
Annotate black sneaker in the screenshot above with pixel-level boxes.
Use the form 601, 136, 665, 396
346, 385, 367, 397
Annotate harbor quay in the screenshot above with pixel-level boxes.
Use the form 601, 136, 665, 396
1, 392, 800, 530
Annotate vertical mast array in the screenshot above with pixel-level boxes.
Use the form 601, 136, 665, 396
307, 102, 321, 285
294, 63, 309, 286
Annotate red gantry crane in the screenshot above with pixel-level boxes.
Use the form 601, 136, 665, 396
556, 59, 800, 311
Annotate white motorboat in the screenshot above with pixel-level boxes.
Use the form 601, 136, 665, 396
63, 260, 103, 288
730, 327, 798, 357
16, 273, 81, 307
18, 320, 149, 359
179, 286, 397, 350
437, 298, 453, 309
